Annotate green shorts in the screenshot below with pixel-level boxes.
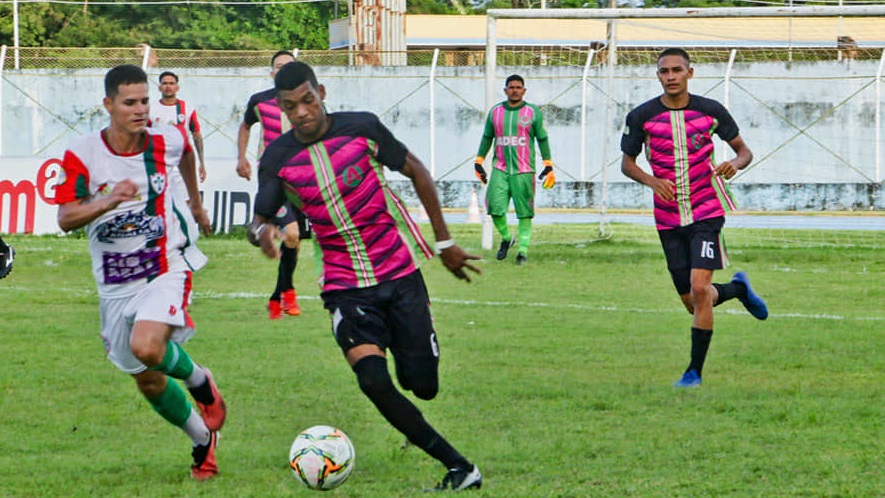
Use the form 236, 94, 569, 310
486, 169, 535, 219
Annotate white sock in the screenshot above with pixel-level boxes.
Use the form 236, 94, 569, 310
184, 365, 207, 389
182, 409, 211, 446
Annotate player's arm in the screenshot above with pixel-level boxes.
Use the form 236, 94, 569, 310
57, 180, 138, 232
236, 121, 253, 180
714, 135, 753, 180
179, 149, 211, 234
473, 113, 495, 184
400, 152, 482, 282
192, 131, 207, 182
248, 149, 285, 258
536, 116, 555, 187
621, 154, 675, 202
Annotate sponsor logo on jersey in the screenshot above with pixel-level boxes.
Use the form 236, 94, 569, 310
497, 136, 527, 147
96, 210, 165, 243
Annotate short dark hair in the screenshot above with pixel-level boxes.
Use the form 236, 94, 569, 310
271, 50, 295, 67
105, 64, 147, 98
275, 61, 319, 92
505, 74, 524, 86
158, 71, 178, 83
657, 48, 691, 66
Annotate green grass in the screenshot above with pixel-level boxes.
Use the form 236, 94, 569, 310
0, 223, 882, 497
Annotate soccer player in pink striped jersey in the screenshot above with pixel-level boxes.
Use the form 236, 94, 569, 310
620, 48, 768, 388
250, 61, 483, 491
237, 50, 310, 319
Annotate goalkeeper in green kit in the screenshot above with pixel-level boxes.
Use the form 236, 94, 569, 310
474, 74, 555, 265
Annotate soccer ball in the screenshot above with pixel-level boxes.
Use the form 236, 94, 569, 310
288, 425, 355, 490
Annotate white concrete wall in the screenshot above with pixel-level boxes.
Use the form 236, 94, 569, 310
1, 60, 883, 234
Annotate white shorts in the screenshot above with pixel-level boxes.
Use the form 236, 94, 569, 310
100, 271, 196, 374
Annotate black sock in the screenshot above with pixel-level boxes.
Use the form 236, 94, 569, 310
712, 282, 743, 306
353, 356, 470, 470
188, 379, 214, 404
688, 327, 713, 376
271, 244, 298, 300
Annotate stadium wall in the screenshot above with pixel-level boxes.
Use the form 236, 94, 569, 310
1, 62, 883, 234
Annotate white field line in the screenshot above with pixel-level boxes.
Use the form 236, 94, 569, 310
3, 287, 881, 322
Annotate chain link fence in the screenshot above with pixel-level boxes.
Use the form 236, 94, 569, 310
5, 45, 884, 71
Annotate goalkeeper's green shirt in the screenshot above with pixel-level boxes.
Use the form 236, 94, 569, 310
476, 101, 552, 175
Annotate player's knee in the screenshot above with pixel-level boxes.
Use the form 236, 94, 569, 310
352, 355, 395, 397
409, 379, 438, 401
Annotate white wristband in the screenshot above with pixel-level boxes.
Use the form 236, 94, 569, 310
434, 239, 456, 254
249, 223, 266, 240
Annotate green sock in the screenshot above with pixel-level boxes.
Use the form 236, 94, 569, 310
147, 379, 192, 427
517, 218, 532, 255
150, 341, 195, 381
492, 215, 511, 241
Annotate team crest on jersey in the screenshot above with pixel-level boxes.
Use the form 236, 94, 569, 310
96, 210, 165, 243
149, 173, 166, 194
519, 115, 532, 127
690, 133, 706, 150
343, 165, 364, 187
177, 113, 186, 124
276, 205, 289, 218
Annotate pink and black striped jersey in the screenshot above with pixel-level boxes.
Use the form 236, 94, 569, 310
621, 94, 739, 231
255, 112, 433, 292
243, 88, 291, 152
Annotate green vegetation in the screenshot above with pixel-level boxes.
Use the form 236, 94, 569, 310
0, 223, 882, 497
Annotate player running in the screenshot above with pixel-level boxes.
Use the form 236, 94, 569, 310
620, 48, 768, 388
249, 60, 484, 491
56, 64, 226, 479
237, 50, 310, 319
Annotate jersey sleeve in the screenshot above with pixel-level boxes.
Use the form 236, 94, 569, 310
475, 110, 495, 158
363, 113, 409, 171
254, 146, 289, 220
711, 101, 740, 142
532, 106, 552, 161
243, 94, 260, 127
620, 109, 646, 158
55, 149, 91, 204
188, 110, 201, 134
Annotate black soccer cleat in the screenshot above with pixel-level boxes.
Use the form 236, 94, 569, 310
0, 245, 14, 279
496, 238, 514, 261
428, 465, 482, 492
515, 253, 527, 266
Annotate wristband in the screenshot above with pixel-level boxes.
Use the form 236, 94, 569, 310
475, 156, 485, 165
435, 239, 456, 254
250, 223, 266, 240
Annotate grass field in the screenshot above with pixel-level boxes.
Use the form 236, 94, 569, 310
0, 222, 882, 497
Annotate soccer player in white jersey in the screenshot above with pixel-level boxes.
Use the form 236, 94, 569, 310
153, 71, 207, 182
55, 65, 226, 480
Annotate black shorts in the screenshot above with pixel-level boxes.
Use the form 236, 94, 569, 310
322, 270, 439, 378
273, 201, 311, 239
658, 216, 728, 294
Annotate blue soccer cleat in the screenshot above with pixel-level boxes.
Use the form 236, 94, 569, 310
732, 271, 768, 320
674, 369, 702, 388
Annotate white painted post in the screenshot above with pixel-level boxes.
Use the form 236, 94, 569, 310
481, 14, 497, 250
580, 48, 596, 182
876, 49, 884, 183
13, 0, 20, 70
429, 48, 439, 178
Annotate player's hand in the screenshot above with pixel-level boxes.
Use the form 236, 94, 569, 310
199, 164, 207, 183
538, 166, 555, 189
236, 158, 252, 181
474, 163, 488, 185
650, 177, 676, 202
714, 160, 738, 180
191, 205, 212, 235
107, 179, 139, 209
249, 222, 282, 259
438, 245, 482, 283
